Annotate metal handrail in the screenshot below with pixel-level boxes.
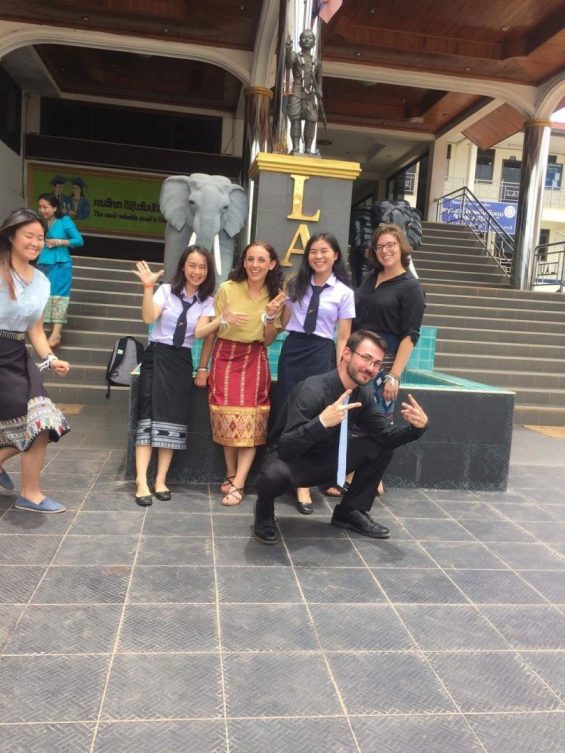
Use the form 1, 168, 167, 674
435, 187, 514, 277
531, 241, 565, 292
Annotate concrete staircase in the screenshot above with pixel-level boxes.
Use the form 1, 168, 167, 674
43, 256, 151, 406
417, 222, 565, 425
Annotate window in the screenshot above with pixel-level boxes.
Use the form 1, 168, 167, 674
0, 67, 21, 154
475, 149, 495, 183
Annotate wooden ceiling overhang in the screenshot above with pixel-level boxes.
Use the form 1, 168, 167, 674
0, 0, 563, 140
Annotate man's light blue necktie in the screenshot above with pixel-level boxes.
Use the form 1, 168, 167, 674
337, 394, 349, 488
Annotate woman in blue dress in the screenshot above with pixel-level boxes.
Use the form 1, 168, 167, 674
37, 192, 84, 349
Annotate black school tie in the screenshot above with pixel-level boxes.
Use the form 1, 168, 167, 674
303, 284, 328, 335
172, 298, 195, 348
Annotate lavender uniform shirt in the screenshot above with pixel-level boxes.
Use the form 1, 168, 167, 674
149, 284, 214, 348
285, 274, 355, 339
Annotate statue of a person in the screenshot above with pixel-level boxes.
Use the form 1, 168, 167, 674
285, 29, 323, 155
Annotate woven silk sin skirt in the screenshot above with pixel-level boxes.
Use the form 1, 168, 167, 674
36, 261, 73, 324
136, 342, 193, 450
209, 339, 271, 447
0, 338, 69, 451
275, 331, 336, 418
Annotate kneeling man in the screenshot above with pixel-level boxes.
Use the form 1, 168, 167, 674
253, 330, 428, 543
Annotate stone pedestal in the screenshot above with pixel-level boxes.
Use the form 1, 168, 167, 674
249, 153, 361, 276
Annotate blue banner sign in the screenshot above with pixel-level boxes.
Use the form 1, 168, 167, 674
441, 198, 517, 235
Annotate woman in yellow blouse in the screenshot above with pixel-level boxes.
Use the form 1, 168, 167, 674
195, 241, 285, 506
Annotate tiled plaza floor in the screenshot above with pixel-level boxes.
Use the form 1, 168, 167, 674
0, 407, 564, 752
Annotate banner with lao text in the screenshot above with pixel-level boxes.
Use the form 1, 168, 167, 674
27, 162, 166, 239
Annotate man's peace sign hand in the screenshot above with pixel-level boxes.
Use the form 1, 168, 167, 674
319, 390, 362, 429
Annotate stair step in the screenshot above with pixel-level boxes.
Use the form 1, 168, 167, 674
426, 302, 565, 322
424, 282, 565, 302
73, 275, 141, 292
437, 326, 565, 346
426, 314, 565, 336
511, 386, 565, 408
436, 339, 565, 359
435, 353, 565, 374
43, 381, 131, 405
426, 291, 565, 314
441, 368, 565, 389
72, 288, 142, 304
59, 329, 148, 348
74, 255, 163, 270
513, 405, 565, 426
65, 315, 148, 336
68, 301, 141, 319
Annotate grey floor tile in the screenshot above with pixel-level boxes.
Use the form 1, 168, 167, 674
212, 513, 255, 537
458, 519, 535, 542
142, 512, 212, 537
32, 565, 131, 604
447, 569, 547, 604
229, 718, 356, 753
0, 534, 62, 565
384, 498, 448, 518
466, 712, 565, 753
224, 652, 341, 717
0, 654, 109, 721
0, 604, 24, 650
488, 502, 557, 523
69, 511, 144, 536
433, 500, 505, 521
161, 489, 212, 513
4, 603, 122, 655
521, 651, 565, 699
427, 651, 561, 713
422, 541, 508, 569
352, 714, 485, 753
518, 520, 565, 543
81, 491, 142, 511
94, 720, 227, 753
276, 515, 348, 539
427, 490, 480, 502
216, 566, 302, 603
101, 653, 222, 720
328, 651, 456, 714
295, 567, 386, 603
286, 539, 365, 568
214, 536, 291, 566
480, 605, 565, 649
486, 542, 565, 570
0, 510, 76, 535
0, 723, 94, 752
0, 566, 45, 603
354, 539, 438, 568
310, 604, 415, 651
372, 568, 467, 604
119, 604, 218, 652
39, 473, 97, 489
53, 534, 138, 565
220, 603, 318, 652
129, 566, 216, 603
398, 518, 475, 541
136, 535, 213, 566
396, 605, 509, 651
517, 570, 565, 603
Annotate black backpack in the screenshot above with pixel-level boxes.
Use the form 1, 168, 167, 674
105, 336, 144, 398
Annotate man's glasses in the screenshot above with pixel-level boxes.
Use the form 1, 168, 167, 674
375, 241, 397, 253
350, 350, 382, 369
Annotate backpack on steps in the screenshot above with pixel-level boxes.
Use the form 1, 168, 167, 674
105, 336, 144, 398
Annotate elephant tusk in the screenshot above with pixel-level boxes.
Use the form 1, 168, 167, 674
213, 234, 222, 275
188, 231, 197, 247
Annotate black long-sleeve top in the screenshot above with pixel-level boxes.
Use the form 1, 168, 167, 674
269, 369, 427, 463
353, 271, 425, 347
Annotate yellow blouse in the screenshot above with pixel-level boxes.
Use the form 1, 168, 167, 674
214, 280, 281, 343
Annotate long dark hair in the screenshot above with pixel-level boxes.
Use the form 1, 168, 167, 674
37, 192, 62, 219
0, 209, 46, 300
367, 223, 412, 272
170, 245, 215, 301
229, 240, 284, 300
288, 232, 351, 302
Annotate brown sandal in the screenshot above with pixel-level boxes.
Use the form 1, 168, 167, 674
222, 485, 244, 507
220, 475, 235, 494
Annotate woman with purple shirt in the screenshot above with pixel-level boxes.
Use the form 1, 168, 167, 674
132, 246, 216, 506
278, 232, 355, 514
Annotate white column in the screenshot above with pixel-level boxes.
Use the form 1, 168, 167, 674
465, 142, 478, 191
425, 137, 449, 220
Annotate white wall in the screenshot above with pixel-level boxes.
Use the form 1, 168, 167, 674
0, 139, 24, 220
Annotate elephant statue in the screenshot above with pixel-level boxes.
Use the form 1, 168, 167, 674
160, 174, 248, 283
349, 200, 423, 287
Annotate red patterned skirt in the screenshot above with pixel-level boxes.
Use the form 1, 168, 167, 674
208, 339, 271, 447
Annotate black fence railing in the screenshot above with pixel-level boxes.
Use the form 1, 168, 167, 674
531, 241, 565, 292
436, 187, 514, 277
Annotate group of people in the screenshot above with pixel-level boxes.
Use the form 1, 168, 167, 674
0, 204, 429, 535
132, 224, 428, 539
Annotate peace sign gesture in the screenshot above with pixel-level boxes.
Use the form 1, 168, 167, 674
319, 390, 362, 428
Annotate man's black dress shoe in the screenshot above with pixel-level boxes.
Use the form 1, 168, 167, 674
135, 494, 153, 507
331, 509, 390, 539
295, 500, 313, 515
154, 489, 172, 501
253, 502, 279, 544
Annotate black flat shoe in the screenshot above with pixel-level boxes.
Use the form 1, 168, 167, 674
135, 494, 153, 507
296, 500, 313, 515
154, 489, 171, 501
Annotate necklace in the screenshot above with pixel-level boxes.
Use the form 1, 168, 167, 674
11, 266, 32, 287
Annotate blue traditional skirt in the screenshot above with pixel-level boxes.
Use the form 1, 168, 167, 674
36, 261, 73, 324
